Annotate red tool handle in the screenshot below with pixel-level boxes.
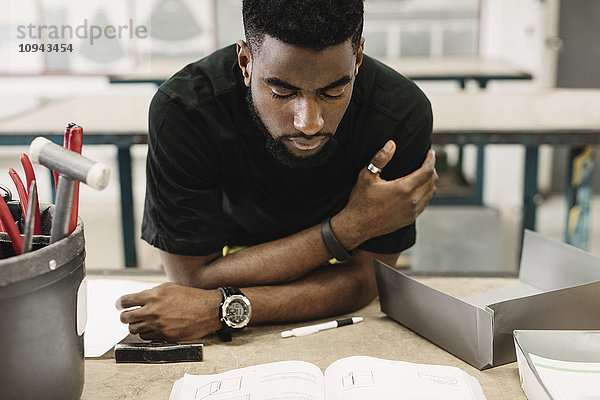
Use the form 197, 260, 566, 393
65, 123, 83, 234
0, 195, 22, 255
8, 168, 28, 218
20, 154, 42, 235
52, 123, 83, 195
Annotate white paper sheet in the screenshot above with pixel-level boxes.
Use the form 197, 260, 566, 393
172, 361, 324, 400
169, 357, 486, 400
85, 279, 158, 357
530, 354, 600, 400
324, 356, 486, 400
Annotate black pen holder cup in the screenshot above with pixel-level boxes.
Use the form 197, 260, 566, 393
0, 203, 86, 400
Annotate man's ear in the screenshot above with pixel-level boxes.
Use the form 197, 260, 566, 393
236, 40, 252, 87
354, 37, 365, 76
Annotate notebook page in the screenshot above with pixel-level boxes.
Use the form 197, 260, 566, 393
530, 354, 600, 400
172, 361, 325, 400
323, 356, 485, 400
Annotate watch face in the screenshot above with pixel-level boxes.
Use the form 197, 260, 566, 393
227, 299, 249, 324
222, 295, 252, 329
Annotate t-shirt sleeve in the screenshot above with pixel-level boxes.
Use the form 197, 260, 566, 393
141, 90, 235, 256
357, 102, 433, 254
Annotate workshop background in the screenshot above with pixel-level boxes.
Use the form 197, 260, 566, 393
0, 0, 599, 273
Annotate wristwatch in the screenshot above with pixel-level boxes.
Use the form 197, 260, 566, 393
216, 287, 252, 342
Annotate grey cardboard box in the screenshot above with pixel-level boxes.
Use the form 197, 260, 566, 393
374, 230, 600, 370
513, 330, 600, 399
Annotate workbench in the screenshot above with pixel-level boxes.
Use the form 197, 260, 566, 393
380, 56, 532, 89
82, 275, 526, 400
428, 89, 600, 248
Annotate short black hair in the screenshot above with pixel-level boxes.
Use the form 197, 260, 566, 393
242, 0, 364, 54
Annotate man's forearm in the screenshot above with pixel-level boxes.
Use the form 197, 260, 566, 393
162, 217, 365, 289
241, 249, 393, 324
117, 250, 398, 342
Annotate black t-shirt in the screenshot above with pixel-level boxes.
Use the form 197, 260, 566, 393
142, 44, 432, 256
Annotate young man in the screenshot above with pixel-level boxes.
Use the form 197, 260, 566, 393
118, 0, 437, 342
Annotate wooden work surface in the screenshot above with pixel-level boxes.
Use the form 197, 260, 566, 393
82, 275, 526, 400
429, 89, 600, 139
0, 94, 152, 135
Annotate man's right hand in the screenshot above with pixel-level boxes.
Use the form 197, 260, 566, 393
117, 282, 223, 342
334, 140, 438, 248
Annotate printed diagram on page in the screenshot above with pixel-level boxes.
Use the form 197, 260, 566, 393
418, 372, 459, 387
195, 376, 247, 399
341, 370, 375, 390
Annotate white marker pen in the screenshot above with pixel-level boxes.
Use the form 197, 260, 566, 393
281, 317, 363, 338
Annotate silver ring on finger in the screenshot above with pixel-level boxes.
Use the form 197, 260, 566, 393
367, 163, 382, 175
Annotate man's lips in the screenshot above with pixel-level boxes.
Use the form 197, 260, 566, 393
287, 137, 326, 150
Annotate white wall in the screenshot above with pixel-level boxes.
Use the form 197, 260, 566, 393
480, 0, 545, 73
476, 0, 560, 210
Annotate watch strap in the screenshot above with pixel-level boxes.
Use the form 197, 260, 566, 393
222, 286, 243, 297
321, 217, 351, 262
217, 287, 232, 342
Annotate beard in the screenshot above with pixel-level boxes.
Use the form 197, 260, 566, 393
245, 87, 338, 170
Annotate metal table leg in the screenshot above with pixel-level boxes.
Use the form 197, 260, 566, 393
117, 144, 138, 267
522, 146, 539, 234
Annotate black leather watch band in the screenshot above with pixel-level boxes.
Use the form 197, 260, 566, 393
217, 287, 234, 342
321, 217, 351, 262
221, 286, 242, 297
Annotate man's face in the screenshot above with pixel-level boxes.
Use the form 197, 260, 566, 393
238, 35, 363, 168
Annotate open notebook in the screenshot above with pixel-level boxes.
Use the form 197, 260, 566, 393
169, 355, 486, 400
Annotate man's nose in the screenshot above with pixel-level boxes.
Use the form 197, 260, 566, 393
293, 97, 324, 136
